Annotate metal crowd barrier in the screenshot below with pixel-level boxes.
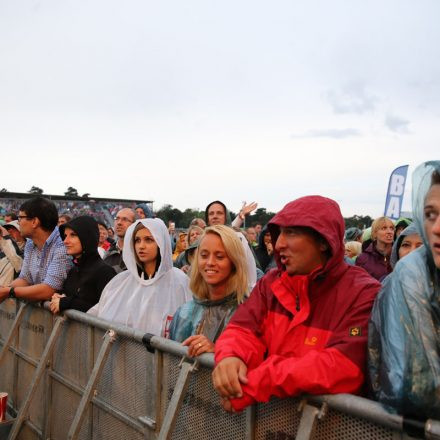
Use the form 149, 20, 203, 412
0, 299, 439, 440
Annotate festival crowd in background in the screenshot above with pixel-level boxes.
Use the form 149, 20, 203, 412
0, 160, 439, 421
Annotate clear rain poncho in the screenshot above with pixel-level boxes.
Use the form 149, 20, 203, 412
368, 161, 440, 419
88, 218, 192, 336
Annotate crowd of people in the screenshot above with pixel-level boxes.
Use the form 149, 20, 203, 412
0, 160, 439, 422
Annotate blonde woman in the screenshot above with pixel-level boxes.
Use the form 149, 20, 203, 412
344, 241, 362, 262
172, 232, 188, 262
356, 216, 394, 281
169, 225, 249, 356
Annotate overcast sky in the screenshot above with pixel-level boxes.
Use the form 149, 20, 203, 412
1, 0, 439, 217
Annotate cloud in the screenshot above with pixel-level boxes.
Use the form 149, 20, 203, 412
291, 128, 361, 139
325, 82, 378, 114
384, 114, 410, 133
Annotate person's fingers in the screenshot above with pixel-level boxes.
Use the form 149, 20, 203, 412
193, 340, 206, 356
221, 398, 234, 412
182, 335, 195, 346
212, 363, 243, 398
186, 337, 202, 357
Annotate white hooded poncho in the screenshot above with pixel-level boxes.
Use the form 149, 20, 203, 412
88, 218, 192, 336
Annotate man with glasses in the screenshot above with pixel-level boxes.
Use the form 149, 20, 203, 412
0, 197, 70, 302
104, 208, 135, 273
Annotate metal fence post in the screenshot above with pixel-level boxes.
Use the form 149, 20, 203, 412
8, 315, 66, 440
67, 329, 116, 440
0, 302, 26, 365
295, 400, 327, 440
157, 358, 199, 440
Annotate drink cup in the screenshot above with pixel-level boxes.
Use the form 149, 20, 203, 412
0, 392, 8, 422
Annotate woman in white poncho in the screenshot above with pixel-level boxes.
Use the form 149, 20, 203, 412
88, 218, 191, 336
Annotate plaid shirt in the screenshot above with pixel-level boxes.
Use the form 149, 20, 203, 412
19, 227, 71, 290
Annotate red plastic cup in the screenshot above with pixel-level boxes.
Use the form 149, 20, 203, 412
0, 392, 8, 422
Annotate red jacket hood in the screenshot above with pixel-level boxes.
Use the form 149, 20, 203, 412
268, 195, 345, 275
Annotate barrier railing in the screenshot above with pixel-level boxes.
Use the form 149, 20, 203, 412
0, 299, 439, 440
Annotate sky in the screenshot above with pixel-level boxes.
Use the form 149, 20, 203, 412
1, 0, 439, 217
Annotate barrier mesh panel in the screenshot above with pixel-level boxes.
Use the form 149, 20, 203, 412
254, 397, 303, 439
0, 299, 17, 402
162, 354, 248, 440
95, 334, 155, 420
17, 422, 40, 440
0, 298, 17, 339
18, 306, 51, 361
53, 319, 92, 388
91, 406, 145, 440
50, 379, 89, 440
17, 357, 45, 433
313, 407, 396, 440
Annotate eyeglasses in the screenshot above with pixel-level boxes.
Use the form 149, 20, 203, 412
114, 216, 134, 223
18, 215, 33, 222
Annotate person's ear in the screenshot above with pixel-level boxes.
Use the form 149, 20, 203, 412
32, 217, 40, 229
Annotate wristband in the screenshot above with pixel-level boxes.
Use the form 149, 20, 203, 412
8, 287, 16, 299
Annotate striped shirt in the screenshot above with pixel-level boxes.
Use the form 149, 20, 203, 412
19, 227, 71, 289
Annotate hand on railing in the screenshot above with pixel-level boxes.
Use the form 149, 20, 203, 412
49, 293, 66, 314
212, 356, 248, 412
182, 334, 215, 357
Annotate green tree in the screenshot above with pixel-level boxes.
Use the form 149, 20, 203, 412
28, 186, 43, 194
64, 187, 79, 197
247, 208, 275, 227
344, 215, 373, 230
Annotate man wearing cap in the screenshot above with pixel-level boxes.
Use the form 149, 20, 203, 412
0, 221, 24, 286
0, 197, 70, 302
3, 220, 26, 252
212, 196, 381, 412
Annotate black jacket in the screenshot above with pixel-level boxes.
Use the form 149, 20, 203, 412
59, 216, 116, 312
103, 241, 126, 273
254, 226, 276, 273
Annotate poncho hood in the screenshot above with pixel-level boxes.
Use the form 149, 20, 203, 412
390, 222, 418, 268
412, 161, 440, 256
135, 203, 154, 219
123, 218, 173, 285
204, 200, 232, 226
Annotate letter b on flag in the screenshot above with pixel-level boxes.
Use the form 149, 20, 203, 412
384, 165, 408, 220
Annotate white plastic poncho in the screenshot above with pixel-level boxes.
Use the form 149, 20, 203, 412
88, 218, 192, 336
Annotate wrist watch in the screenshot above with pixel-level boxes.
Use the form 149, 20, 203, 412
8, 287, 16, 299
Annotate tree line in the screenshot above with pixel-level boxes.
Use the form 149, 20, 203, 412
154, 204, 373, 231
23, 186, 373, 230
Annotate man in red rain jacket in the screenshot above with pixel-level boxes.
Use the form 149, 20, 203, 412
212, 195, 381, 412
